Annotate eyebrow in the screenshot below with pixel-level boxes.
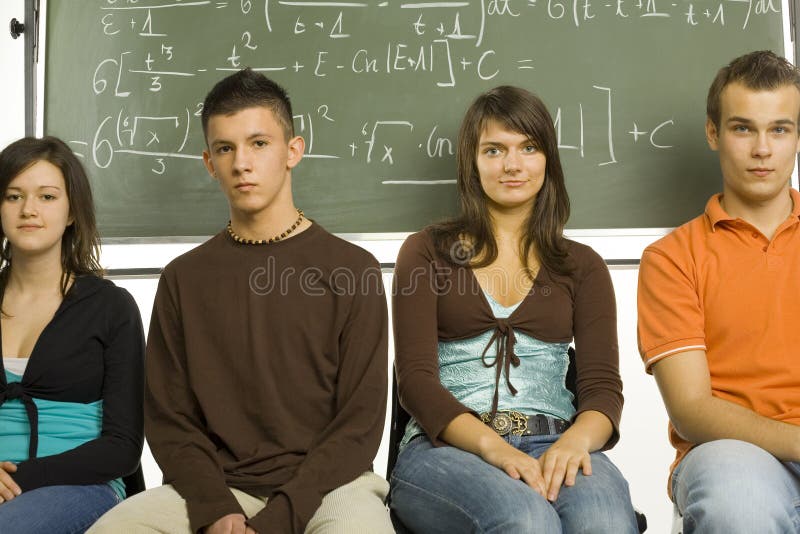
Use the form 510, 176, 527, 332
211, 132, 272, 147
479, 139, 535, 146
6, 185, 62, 191
726, 116, 796, 126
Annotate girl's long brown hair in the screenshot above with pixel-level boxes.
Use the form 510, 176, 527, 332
431, 86, 573, 277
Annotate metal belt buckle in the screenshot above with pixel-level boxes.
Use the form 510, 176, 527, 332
481, 410, 528, 436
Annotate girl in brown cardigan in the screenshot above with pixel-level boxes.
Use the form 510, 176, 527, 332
389, 86, 637, 533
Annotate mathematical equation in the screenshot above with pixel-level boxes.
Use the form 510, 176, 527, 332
69, 82, 674, 181
92, 0, 781, 94
99, 0, 781, 36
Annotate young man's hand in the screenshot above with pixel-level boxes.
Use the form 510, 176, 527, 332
205, 513, 257, 534
0, 462, 21, 504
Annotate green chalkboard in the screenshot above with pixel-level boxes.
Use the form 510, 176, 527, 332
45, 0, 785, 238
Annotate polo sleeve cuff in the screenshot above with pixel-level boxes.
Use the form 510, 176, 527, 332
641, 338, 706, 373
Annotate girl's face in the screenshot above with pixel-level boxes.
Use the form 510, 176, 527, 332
476, 120, 546, 214
1, 160, 73, 259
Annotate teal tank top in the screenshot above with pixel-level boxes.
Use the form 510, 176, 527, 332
1, 370, 125, 499
401, 291, 576, 446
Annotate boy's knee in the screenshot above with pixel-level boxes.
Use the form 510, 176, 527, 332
677, 440, 799, 533
683, 497, 795, 534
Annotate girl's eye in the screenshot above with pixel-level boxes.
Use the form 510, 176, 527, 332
4, 194, 21, 201
485, 148, 500, 156
523, 145, 537, 153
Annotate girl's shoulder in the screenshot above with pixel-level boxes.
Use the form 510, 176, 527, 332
70, 275, 138, 315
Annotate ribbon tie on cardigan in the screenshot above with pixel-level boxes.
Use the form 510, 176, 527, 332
481, 319, 521, 418
1, 381, 40, 459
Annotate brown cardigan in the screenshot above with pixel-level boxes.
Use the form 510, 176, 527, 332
144, 223, 388, 534
392, 229, 623, 449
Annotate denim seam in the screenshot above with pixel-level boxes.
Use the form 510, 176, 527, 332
792, 498, 800, 529
681, 508, 696, 532
390, 475, 483, 533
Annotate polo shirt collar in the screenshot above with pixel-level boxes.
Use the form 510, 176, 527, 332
705, 189, 800, 231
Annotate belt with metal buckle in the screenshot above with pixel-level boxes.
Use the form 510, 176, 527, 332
479, 410, 570, 437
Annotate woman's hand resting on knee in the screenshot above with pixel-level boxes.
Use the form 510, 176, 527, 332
538, 432, 592, 501
0, 462, 21, 504
441, 413, 548, 498
538, 410, 615, 502
480, 440, 548, 498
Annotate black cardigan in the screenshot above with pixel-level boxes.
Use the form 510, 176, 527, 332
0, 275, 145, 491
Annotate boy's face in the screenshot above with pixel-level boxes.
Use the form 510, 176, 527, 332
202, 106, 304, 219
706, 82, 800, 207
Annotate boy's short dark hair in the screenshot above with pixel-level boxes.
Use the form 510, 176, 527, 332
201, 68, 294, 142
707, 50, 800, 127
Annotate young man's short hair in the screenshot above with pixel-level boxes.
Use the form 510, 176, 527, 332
707, 50, 800, 127
201, 68, 295, 141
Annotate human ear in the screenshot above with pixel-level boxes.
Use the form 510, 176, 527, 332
705, 118, 720, 151
202, 150, 217, 179
286, 136, 305, 169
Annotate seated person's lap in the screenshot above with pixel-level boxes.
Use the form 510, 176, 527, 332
390, 436, 636, 534
0, 484, 119, 534
673, 439, 800, 530
89, 472, 390, 534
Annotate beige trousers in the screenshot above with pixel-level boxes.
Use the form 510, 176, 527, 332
87, 471, 393, 534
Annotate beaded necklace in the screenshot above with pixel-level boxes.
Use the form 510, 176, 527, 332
226, 209, 305, 245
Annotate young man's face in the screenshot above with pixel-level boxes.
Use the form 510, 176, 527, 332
706, 82, 800, 207
202, 106, 304, 219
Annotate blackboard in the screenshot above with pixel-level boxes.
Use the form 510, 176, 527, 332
44, 0, 785, 238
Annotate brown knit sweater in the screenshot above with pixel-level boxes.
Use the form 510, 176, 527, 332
144, 223, 388, 533
392, 229, 623, 449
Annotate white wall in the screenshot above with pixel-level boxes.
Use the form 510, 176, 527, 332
0, 0, 26, 149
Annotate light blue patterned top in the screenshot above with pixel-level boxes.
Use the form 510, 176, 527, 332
1, 370, 125, 499
401, 290, 576, 446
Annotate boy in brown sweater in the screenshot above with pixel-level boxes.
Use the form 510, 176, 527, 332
90, 69, 392, 534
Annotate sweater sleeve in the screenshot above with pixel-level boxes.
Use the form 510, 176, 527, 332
144, 269, 244, 533
571, 246, 623, 450
247, 257, 389, 534
14, 288, 145, 491
392, 232, 473, 446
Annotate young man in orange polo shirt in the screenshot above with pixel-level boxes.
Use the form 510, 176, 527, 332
638, 50, 800, 533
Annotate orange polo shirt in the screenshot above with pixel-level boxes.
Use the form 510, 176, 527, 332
638, 189, 800, 495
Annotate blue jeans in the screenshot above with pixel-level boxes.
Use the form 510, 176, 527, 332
389, 434, 637, 534
0, 483, 120, 534
673, 439, 800, 534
